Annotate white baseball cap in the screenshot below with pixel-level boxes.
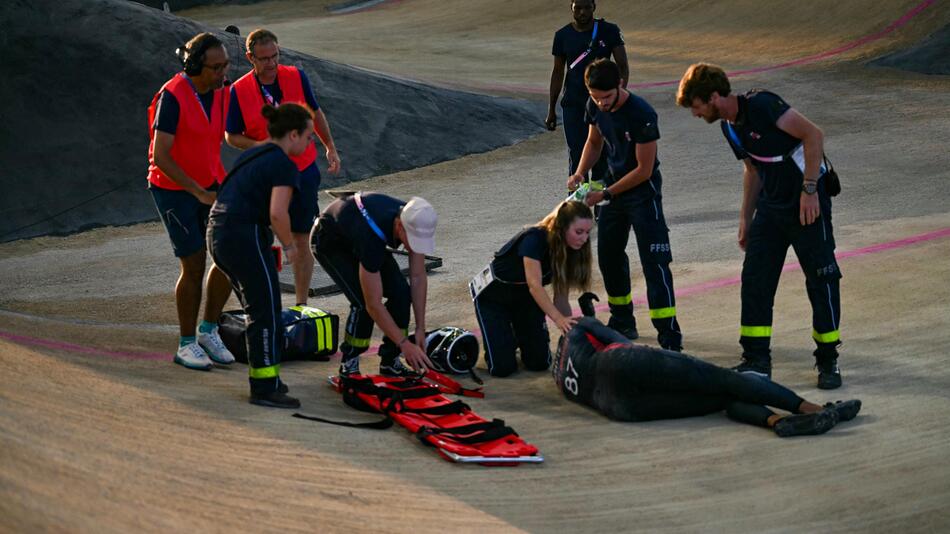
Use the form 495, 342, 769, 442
400, 197, 437, 255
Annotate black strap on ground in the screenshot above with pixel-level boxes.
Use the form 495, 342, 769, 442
292, 412, 393, 430
468, 368, 484, 385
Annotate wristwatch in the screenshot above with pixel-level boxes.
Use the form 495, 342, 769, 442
601, 188, 614, 202
801, 181, 817, 195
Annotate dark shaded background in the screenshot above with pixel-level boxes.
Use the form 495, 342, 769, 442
0, 0, 545, 241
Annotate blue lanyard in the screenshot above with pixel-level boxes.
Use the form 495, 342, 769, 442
256, 74, 279, 106
180, 73, 212, 120
724, 122, 743, 151
354, 193, 387, 242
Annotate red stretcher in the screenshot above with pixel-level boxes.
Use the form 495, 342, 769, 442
324, 370, 543, 465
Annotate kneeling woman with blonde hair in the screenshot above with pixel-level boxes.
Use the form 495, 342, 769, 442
470, 201, 594, 377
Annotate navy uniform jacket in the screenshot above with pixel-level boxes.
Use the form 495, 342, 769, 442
721, 90, 811, 213
320, 193, 405, 273
490, 227, 552, 286
210, 143, 298, 225
585, 92, 662, 204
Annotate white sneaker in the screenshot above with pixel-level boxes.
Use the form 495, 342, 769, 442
174, 342, 214, 371
198, 328, 236, 364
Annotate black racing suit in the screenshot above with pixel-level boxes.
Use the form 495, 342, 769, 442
552, 318, 805, 425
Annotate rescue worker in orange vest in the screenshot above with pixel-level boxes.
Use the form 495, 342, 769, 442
147, 32, 236, 371
226, 29, 341, 307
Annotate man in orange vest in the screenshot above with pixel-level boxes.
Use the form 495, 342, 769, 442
226, 29, 341, 307
147, 32, 236, 371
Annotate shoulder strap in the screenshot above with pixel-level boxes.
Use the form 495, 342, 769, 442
218, 143, 281, 189
354, 193, 388, 242
568, 20, 600, 70
723, 121, 743, 152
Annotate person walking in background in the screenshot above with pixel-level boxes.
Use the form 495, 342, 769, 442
545, 0, 628, 192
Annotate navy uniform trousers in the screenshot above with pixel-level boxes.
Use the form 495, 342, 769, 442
208, 220, 284, 393
740, 194, 842, 363
473, 281, 551, 377
310, 220, 409, 364
597, 184, 683, 349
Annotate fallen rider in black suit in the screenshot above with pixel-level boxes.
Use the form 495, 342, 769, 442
553, 307, 860, 437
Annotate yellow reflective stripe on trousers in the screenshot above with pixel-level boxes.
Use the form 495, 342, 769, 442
607, 293, 633, 306
344, 333, 371, 348
649, 307, 676, 319
812, 329, 840, 343
248, 364, 280, 379
740, 325, 773, 338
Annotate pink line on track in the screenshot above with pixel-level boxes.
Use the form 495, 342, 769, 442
1, 227, 948, 359
586, 226, 950, 316
0, 331, 168, 361
631, 0, 937, 89
472, 0, 937, 94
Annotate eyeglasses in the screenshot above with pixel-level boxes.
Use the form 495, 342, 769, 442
203, 60, 230, 73
252, 51, 279, 64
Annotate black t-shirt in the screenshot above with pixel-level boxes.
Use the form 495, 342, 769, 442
552, 19, 624, 108
490, 227, 552, 285
210, 144, 299, 224
721, 90, 804, 212
321, 193, 405, 273
585, 92, 662, 202
153, 90, 215, 134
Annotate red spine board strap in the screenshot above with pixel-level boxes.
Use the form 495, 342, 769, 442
329, 370, 542, 465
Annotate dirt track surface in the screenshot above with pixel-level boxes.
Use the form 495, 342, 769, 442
3, 1, 950, 531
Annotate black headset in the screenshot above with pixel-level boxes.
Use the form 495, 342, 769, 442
177, 36, 215, 76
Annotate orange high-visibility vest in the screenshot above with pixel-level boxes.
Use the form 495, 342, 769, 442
146, 73, 228, 190
232, 65, 317, 171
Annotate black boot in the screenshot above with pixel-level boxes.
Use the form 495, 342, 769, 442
814, 344, 842, 390
607, 314, 639, 340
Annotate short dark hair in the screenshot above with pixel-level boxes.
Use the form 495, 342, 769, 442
184, 32, 223, 66
261, 102, 313, 139
584, 58, 620, 91
676, 63, 731, 107
246, 28, 278, 54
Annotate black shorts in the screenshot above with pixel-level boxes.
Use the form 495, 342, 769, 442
289, 163, 321, 234
150, 184, 214, 258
